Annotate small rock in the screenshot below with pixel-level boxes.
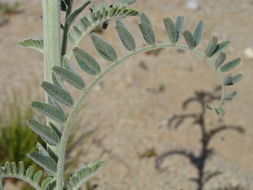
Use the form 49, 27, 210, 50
244, 47, 253, 59
186, 0, 200, 11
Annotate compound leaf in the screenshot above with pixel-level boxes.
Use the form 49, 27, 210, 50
18, 38, 43, 53
68, 161, 107, 190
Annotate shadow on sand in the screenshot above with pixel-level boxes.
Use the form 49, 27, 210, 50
155, 87, 245, 190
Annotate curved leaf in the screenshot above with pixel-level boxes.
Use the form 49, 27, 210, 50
68, 4, 139, 45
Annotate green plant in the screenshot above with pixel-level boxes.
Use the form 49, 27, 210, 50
0, 0, 242, 190
0, 2, 21, 26
0, 94, 39, 166
0, 93, 87, 190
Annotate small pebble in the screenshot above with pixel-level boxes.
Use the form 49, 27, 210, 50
244, 47, 253, 59
186, 0, 200, 11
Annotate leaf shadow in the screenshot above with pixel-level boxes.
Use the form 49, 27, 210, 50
155, 87, 245, 190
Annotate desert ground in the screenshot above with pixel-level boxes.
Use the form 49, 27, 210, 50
0, 0, 253, 189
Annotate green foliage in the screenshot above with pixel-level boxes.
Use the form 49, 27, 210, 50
73, 47, 101, 75
0, 0, 243, 189
115, 20, 136, 51
90, 33, 117, 62
138, 13, 155, 44
18, 39, 43, 53
0, 95, 42, 167
0, 2, 21, 26
41, 82, 74, 107
53, 66, 85, 90
64, 161, 107, 190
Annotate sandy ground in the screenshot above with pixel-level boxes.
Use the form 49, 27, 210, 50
0, 0, 253, 189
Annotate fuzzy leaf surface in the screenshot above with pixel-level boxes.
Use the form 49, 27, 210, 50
31, 101, 67, 123
28, 151, 57, 174
27, 119, 61, 146
115, 20, 136, 51
53, 66, 85, 89
41, 81, 74, 107
163, 18, 177, 43
220, 58, 241, 72
73, 47, 101, 75
90, 33, 117, 62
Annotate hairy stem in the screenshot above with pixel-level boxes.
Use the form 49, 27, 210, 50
57, 43, 226, 184
43, 0, 61, 84
42, 0, 62, 190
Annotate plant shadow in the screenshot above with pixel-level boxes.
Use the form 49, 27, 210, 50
155, 87, 245, 190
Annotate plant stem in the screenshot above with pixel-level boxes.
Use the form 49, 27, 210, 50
43, 0, 61, 84
42, 0, 62, 189
57, 43, 226, 187
61, 4, 72, 60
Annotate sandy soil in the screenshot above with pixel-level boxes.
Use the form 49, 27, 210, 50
0, 0, 253, 189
